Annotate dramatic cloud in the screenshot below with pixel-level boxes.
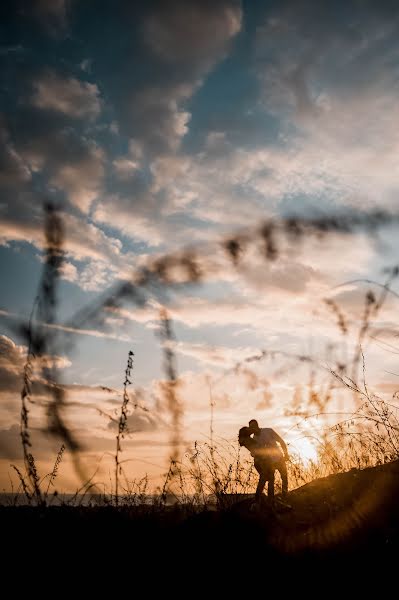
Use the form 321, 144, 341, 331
87, 0, 243, 243
0, 108, 105, 213
51, 146, 104, 213
143, 0, 241, 68
0, 334, 71, 396
126, 84, 193, 155
32, 72, 102, 120
0, 335, 28, 394
253, 0, 399, 208
93, 198, 165, 247
15, 124, 105, 213
109, 0, 242, 155
0, 209, 124, 272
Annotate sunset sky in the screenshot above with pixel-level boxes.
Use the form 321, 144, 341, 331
1, 0, 399, 493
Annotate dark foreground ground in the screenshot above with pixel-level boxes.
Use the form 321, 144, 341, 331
2, 460, 399, 579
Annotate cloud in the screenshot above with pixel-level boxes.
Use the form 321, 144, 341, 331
123, 0, 241, 153
143, 0, 241, 68
149, 366, 275, 417
32, 72, 102, 120
107, 0, 242, 156
173, 341, 260, 367
0, 120, 31, 187
252, 0, 399, 209
0, 334, 135, 465
0, 334, 71, 400
107, 410, 160, 434
51, 146, 105, 213
114, 1, 399, 237
87, 1, 243, 245
0, 117, 126, 290
3, 105, 106, 213
125, 84, 193, 155
93, 197, 165, 247
0, 424, 24, 460
0, 335, 27, 394
113, 158, 140, 180
0, 311, 131, 343
108, 232, 371, 326
0, 209, 122, 267
60, 261, 78, 283
0, 1, 244, 266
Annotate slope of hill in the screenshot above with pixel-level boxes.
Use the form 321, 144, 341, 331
213, 459, 399, 557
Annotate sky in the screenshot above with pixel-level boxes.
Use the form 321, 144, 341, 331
1, 0, 399, 493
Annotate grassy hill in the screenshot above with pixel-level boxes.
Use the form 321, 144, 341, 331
2, 460, 399, 572
219, 459, 399, 555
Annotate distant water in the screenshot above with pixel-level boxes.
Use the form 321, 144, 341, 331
0, 493, 114, 506
0, 493, 219, 507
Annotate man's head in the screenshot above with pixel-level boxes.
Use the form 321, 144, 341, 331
248, 419, 260, 434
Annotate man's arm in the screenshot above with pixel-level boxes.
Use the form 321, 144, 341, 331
272, 430, 289, 460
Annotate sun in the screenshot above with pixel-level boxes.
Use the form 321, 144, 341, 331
290, 437, 318, 464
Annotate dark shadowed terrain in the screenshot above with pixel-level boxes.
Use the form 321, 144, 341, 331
3, 461, 399, 574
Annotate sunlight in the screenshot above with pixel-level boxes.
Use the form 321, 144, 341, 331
291, 437, 318, 464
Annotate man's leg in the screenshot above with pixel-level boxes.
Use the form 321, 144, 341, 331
278, 460, 288, 496
267, 469, 275, 500
254, 460, 267, 501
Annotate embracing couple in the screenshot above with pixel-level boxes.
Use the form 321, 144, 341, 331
239, 419, 289, 502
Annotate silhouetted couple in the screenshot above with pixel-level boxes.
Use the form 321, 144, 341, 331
239, 419, 289, 502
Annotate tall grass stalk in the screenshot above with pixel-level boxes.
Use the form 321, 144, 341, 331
115, 350, 134, 506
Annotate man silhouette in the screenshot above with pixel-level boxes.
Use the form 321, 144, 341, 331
238, 426, 274, 502
248, 419, 289, 501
